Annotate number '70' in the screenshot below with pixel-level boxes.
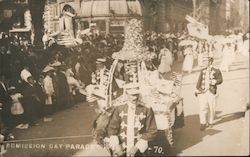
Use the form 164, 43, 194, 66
153, 146, 164, 154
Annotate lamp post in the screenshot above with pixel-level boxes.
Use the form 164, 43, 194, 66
193, 0, 196, 18
106, 0, 110, 34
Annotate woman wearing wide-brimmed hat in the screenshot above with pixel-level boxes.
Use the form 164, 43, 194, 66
220, 39, 234, 72
158, 44, 173, 78
182, 44, 194, 73
42, 66, 56, 122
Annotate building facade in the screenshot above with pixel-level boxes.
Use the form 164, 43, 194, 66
209, 0, 249, 35
142, 0, 194, 33
150, 0, 249, 35
44, 0, 142, 35
44, 0, 249, 35
0, 0, 28, 31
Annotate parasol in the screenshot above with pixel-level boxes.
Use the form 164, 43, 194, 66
179, 39, 197, 46
211, 35, 226, 44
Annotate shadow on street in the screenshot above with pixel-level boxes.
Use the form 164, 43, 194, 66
4, 102, 98, 157
214, 111, 245, 125
172, 114, 221, 155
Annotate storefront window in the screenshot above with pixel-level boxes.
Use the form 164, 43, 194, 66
110, 26, 124, 33
94, 20, 106, 32
110, 20, 125, 33
80, 21, 89, 30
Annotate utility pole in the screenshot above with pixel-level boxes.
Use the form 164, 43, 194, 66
193, 0, 196, 18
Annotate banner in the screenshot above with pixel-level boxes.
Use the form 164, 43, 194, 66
185, 15, 209, 39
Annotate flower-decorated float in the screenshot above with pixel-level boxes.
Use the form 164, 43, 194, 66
83, 18, 184, 156
112, 18, 184, 155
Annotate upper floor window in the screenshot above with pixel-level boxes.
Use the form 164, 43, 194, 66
14, 0, 27, 4
53, 5, 59, 18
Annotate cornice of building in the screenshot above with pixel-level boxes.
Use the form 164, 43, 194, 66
169, 0, 193, 12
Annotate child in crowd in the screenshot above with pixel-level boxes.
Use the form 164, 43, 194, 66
42, 67, 55, 122
8, 86, 26, 129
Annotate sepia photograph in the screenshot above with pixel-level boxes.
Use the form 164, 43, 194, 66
0, 0, 249, 156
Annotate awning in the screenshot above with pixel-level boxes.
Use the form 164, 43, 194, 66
80, 0, 142, 18
0, 1, 25, 9
9, 28, 31, 33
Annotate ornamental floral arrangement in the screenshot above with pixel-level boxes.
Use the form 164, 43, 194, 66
112, 18, 156, 61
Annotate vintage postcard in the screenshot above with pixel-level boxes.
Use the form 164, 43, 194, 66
0, 0, 249, 156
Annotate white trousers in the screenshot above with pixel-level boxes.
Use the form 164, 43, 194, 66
198, 91, 216, 124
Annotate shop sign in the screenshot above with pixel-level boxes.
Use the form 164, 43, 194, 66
110, 20, 125, 27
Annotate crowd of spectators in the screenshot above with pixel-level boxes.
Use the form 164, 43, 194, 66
0, 31, 125, 141
0, 30, 191, 142
1, 28, 248, 144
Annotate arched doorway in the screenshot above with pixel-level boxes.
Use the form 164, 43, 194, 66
62, 4, 75, 15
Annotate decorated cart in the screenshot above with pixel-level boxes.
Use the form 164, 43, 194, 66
84, 18, 184, 156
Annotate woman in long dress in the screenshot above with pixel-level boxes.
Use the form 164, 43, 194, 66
182, 45, 194, 73
220, 42, 233, 72
158, 45, 173, 77
214, 41, 223, 58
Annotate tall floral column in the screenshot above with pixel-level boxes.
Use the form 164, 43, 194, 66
111, 18, 183, 153
112, 18, 156, 84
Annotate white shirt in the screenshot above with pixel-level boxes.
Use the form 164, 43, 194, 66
205, 67, 211, 90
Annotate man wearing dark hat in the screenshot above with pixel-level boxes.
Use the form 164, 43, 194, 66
107, 83, 157, 157
21, 76, 40, 127
52, 63, 71, 110
0, 75, 14, 140
195, 57, 223, 131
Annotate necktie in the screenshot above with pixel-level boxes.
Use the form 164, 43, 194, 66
205, 68, 210, 90
127, 102, 136, 152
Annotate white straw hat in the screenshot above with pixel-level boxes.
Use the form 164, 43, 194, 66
20, 69, 32, 83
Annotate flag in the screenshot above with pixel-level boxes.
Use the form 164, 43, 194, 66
185, 15, 209, 40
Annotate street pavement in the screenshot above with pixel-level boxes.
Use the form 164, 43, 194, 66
2, 53, 249, 157
3, 103, 98, 157
173, 53, 249, 156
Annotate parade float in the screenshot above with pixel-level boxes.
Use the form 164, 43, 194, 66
85, 18, 184, 156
